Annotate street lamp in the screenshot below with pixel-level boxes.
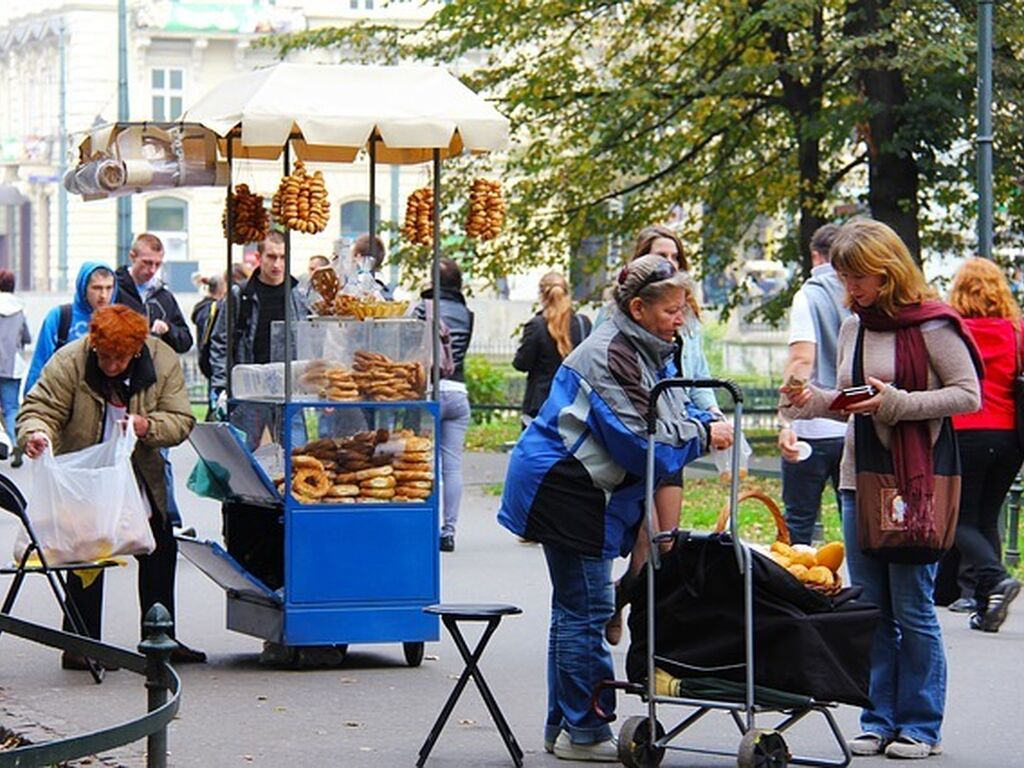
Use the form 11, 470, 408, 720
977, 0, 993, 259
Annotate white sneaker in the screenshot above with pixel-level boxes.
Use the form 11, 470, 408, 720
553, 732, 618, 762
848, 732, 888, 756
884, 736, 942, 759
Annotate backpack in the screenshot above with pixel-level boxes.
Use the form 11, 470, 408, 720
197, 300, 219, 380
55, 303, 73, 350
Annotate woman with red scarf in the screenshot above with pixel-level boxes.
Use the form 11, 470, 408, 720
781, 219, 981, 760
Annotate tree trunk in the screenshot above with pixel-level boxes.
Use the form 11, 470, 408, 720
845, 0, 922, 262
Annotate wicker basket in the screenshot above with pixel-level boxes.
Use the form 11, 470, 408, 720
715, 489, 843, 596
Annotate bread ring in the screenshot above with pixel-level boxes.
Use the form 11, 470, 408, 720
360, 475, 396, 489
394, 462, 432, 473
293, 468, 330, 498
360, 488, 396, 499
394, 470, 433, 482
395, 486, 431, 499
403, 437, 432, 453
399, 451, 431, 463
329, 484, 360, 497
334, 471, 358, 483
292, 455, 325, 472
399, 479, 433, 489
355, 465, 394, 481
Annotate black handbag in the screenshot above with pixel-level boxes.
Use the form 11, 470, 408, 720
1013, 322, 1024, 446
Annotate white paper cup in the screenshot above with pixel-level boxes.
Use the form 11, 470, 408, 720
794, 441, 813, 462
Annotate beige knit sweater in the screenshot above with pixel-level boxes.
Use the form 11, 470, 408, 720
781, 315, 981, 490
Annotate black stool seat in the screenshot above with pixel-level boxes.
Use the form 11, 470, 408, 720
424, 603, 522, 620
417, 602, 524, 767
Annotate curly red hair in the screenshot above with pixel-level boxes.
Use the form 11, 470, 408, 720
949, 257, 1021, 320
89, 305, 149, 357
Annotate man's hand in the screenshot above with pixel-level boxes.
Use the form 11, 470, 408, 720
709, 421, 734, 450
151, 319, 170, 336
24, 431, 50, 459
124, 415, 150, 438
778, 427, 802, 463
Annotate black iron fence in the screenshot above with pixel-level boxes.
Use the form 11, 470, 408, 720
0, 604, 181, 768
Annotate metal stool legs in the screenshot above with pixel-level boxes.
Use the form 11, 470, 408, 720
417, 615, 524, 767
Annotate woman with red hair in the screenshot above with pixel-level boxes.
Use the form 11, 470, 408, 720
948, 258, 1022, 633
17, 304, 198, 668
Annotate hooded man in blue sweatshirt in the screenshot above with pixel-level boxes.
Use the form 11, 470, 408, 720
25, 262, 117, 394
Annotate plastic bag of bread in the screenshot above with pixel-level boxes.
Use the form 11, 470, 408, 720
14, 428, 156, 566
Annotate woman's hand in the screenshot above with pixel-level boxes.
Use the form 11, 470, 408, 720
123, 415, 151, 438
842, 376, 889, 416
709, 420, 733, 450
780, 382, 813, 408
24, 431, 50, 459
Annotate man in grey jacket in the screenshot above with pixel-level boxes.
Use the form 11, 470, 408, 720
208, 231, 310, 448
777, 223, 849, 544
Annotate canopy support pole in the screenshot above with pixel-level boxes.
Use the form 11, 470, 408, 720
432, 149, 442, 402
369, 135, 377, 253
225, 137, 234, 400
283, 142, 293, 405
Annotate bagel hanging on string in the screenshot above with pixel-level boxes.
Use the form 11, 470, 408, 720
402, 186, 434, 246
465, 178, 504, 241
271, 159, 331, 235
222, 184, 270, 244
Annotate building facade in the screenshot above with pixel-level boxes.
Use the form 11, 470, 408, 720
0, 0, 454, 294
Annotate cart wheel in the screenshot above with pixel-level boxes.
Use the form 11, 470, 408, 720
333, 644, 348, 663
403, 642, 425, 667
618, 715, 665, 768
738, 729, 789, 768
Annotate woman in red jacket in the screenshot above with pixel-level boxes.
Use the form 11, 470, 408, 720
948, 258, 1022, 633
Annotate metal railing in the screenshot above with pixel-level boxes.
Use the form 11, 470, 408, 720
0, 604, 181, 768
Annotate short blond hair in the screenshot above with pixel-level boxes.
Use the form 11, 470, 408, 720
829, 218, 934, 316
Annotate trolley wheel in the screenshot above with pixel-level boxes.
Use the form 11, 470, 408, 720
403, 641, 425, 667
618, 715, 666, 768
738, 728, 789, 768
333, 644, 348, 663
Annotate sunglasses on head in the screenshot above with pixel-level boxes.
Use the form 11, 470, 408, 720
617, 258, 677, 292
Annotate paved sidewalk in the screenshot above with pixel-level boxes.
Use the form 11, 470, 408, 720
0, 447, 1020, 766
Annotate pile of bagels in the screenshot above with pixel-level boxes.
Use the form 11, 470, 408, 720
271, 159, 330, 234
464, 178, 504, 240
401, 187, 434, 246
767, 540, 845, 591
283, 429, 433, 504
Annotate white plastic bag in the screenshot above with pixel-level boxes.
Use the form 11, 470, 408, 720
14, 427, 157, 566
710, 433, 753, 483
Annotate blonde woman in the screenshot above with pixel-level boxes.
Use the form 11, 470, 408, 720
782, 219, 981, 760
948, 258, 1022, 633
513, 272, 591, 425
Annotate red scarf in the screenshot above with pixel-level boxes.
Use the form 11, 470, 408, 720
853, 301, 983, 540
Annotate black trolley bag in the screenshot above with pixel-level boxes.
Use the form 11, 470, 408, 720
625, 531, 880, 708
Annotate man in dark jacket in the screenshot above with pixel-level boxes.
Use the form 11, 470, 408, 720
208, 231, 310, 448
115, 234, 193, 354
416, 258, 473, 551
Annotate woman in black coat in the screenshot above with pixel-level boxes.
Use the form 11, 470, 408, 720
513, 272, 591, 424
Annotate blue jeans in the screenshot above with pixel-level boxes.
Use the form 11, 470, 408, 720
781, 436, 843, 545
542, 544, 615, 746
841, 491, 945, 745
439, 390, 470, 537
0, 377, 20, 444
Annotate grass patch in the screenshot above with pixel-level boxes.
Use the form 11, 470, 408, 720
466, 416, 521, 452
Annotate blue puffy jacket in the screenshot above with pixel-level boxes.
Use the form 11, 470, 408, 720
498, 311, 713, 559
26, 261, 118, 394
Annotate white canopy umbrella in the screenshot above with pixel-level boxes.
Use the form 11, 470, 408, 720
181, 63, 509, 163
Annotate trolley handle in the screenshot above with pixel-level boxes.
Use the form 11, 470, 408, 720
645, 378, 744, 435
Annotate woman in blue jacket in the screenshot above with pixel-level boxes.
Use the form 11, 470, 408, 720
498, 256, 731, 761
